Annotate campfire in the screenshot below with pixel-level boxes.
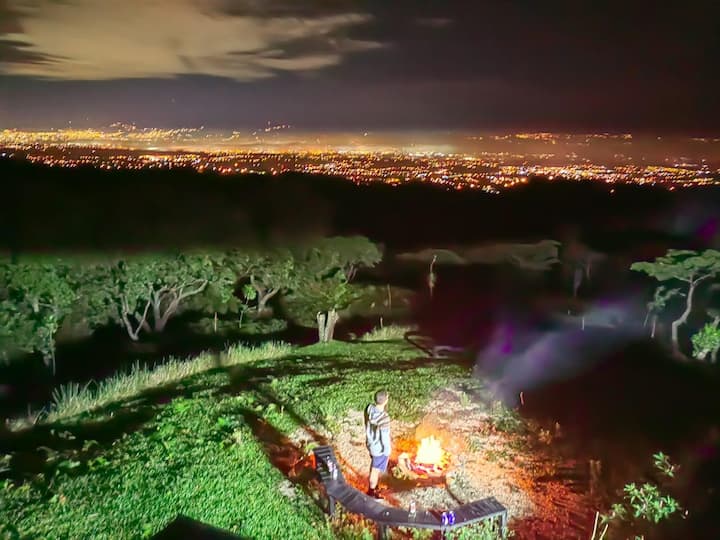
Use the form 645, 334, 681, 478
397, 435, 449, 478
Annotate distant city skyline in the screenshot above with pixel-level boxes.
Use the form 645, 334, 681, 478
3, 127, 719, 192
1, 1, 719, 133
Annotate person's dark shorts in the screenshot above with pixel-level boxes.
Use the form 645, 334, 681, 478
371, 455, 389, 472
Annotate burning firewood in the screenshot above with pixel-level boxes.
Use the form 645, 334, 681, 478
394, 436, 449, 479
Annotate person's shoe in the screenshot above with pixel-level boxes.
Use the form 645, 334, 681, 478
366, 487, 383, 499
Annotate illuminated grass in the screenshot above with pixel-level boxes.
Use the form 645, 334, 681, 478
39, 341, 291, 425
2, 396, 332, 540
1, 341, 468, 539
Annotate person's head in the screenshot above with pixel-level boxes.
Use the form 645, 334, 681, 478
374, 389, 389, 409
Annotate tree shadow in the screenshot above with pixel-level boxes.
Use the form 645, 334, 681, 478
2, 347, 453, 493
235, 405, 327, 512
1, 404, 158, 481
151, 515, 251, 540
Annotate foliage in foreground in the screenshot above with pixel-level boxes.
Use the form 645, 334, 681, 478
1, 341, 465, 539
691, 317, 720, 362
2, 396, 332, 540
592, 452, 681, 540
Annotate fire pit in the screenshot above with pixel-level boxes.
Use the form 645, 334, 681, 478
396, 435, 450, 479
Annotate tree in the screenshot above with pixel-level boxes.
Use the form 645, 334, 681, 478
563, 243, 604, 297
313, 236, 383, 282
243, 248, 295, 315
87, 252, 235, 341
428, 254, 437, 298
303, 270, 359, 343
287, 237, 381, 342
691, 311, 720, 362
643, 286, 683, 339
631, 250, 720, 354
0, 258, 77, 373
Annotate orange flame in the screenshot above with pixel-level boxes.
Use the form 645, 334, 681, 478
415, 435, 445, 467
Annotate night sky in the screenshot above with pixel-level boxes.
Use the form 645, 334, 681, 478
1, 0, 718, 132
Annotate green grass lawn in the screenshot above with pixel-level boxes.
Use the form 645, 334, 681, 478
1, 339, 469, 539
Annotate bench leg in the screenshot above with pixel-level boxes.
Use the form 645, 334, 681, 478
500, 511, 508, 535
376, 523, 387, 540
328, 495, 336, 517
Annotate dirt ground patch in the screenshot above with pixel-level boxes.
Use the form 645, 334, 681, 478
292, 385, 597, 539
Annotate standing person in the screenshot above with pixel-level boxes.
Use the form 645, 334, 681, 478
365, 389, 391, 498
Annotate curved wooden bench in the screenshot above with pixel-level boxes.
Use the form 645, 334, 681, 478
313, 445, 508, 539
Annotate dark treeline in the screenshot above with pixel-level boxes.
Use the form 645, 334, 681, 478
3, 158, 718, 254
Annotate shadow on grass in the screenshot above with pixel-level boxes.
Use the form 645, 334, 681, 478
151, 515, 251, 540
1, 346, 464, 488
237, 408, 320, 487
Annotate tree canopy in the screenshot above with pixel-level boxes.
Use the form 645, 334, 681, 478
0, 258, 77, 371
0, 236, 383, 364
631, 249, 720, 354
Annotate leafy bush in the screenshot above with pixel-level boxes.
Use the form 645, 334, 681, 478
239, 318, 288, 335
487, 401, 526, 434
691, 322, 720, 361
188, 317, 287, 336
593, 452, 681, 539
359, 324, 416, 342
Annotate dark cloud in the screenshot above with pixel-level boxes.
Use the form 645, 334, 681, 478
0, 38, 55, 64
0, 0, 718, 131
0, 0, 21, 33
414, 17, 453, 28
216, 0, 360, 18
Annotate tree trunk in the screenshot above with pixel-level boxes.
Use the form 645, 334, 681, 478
259, 288, 279, 315
154, 281, 207, 332
152, 296, 162, 331
326, 309, 339, 342
154, 314, 169, 333
124, 324, 140, 341
428, 256, 437, 298
316, 309, 339, 343
671, 281, 697, 354
573, 267, 583, 297
651, 315, 657, 339
120, 311, 142, 341
316, 312, 326, 342
42, 350, 56, 376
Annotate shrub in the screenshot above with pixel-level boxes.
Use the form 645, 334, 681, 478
359, 324, 416, 342
592, 452, 681, 539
